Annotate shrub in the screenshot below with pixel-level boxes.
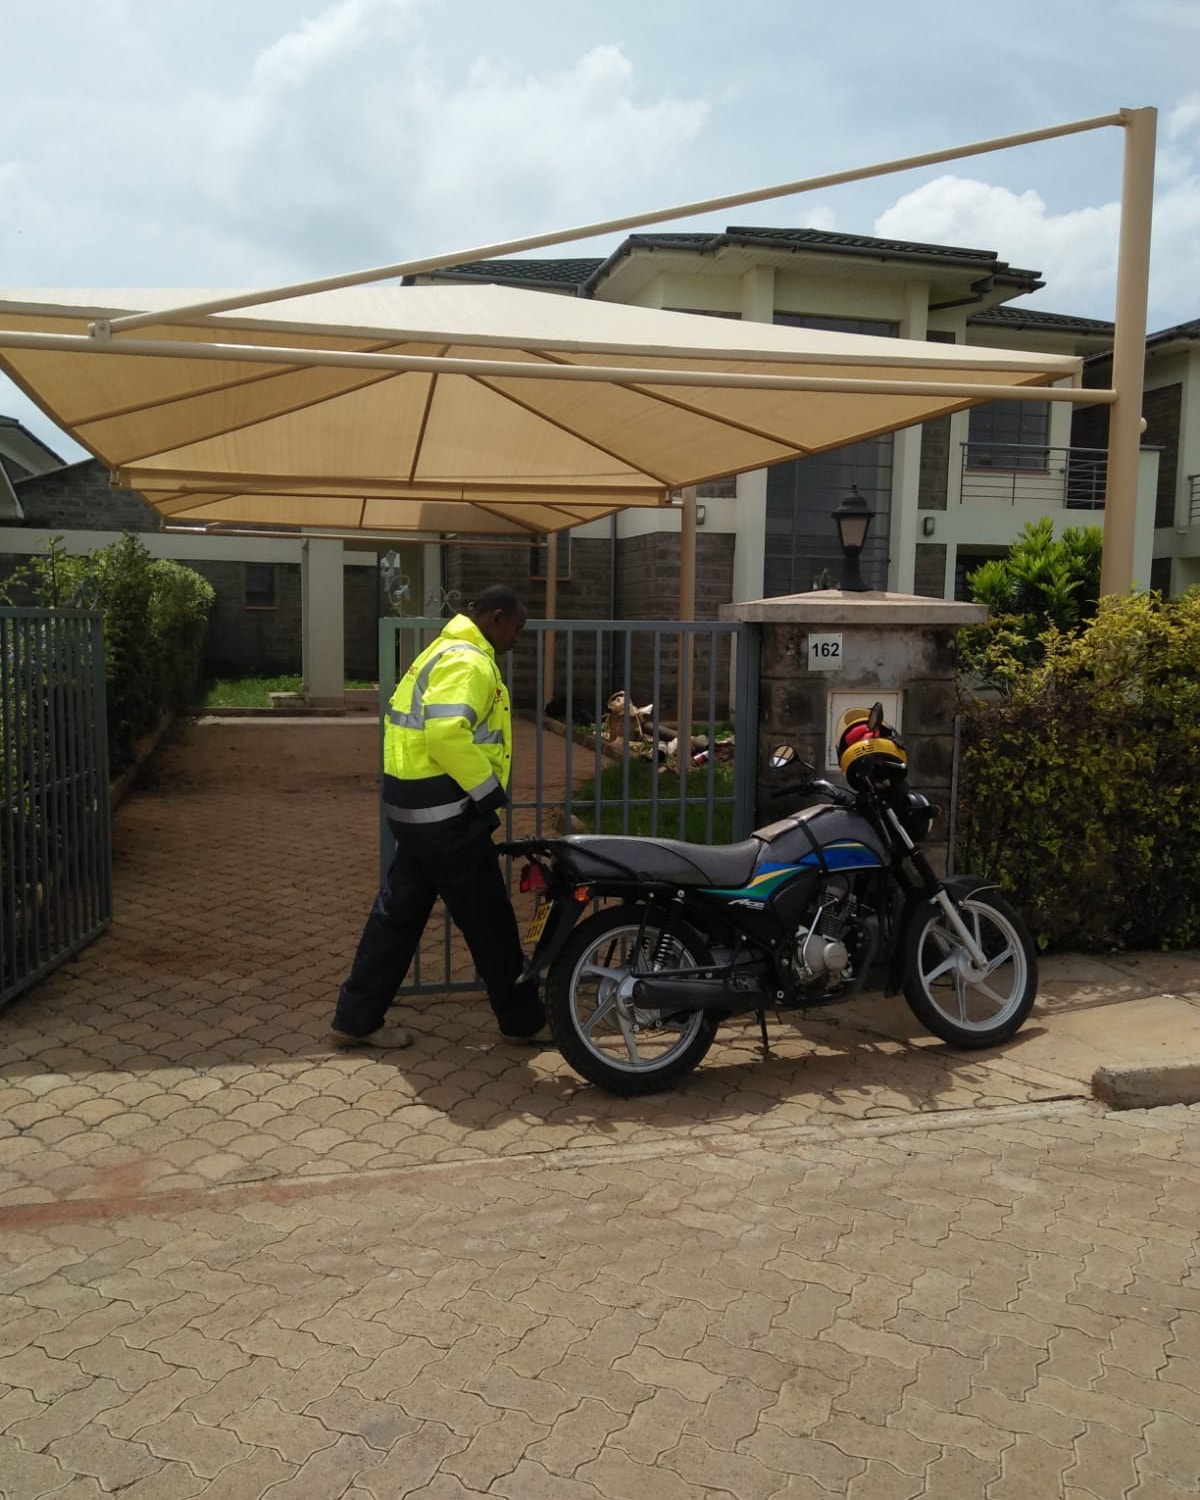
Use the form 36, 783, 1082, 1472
958, 518, 1103, 691
955, 590, 1200, 951
1, 535, 215, 775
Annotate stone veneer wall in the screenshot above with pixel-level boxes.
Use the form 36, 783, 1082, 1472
912, 542, 949, 599
742, 598, 982, 871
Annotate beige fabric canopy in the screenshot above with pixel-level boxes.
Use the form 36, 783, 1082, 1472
0, 284, 1083, 534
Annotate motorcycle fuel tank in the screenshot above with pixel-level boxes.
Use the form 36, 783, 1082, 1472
767, 805, 887, 872
702, 804, 886, 928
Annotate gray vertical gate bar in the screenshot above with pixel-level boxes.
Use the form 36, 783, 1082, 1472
376, 615, 757, 999
732, 622, 760, 840
1, 608, 111, 1013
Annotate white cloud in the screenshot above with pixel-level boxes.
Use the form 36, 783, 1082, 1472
795, 205, 839, 233
1, 0, 708, 284
411, 45, 708, 235
875, 176, 1120, 306
872, 95, 1200, 327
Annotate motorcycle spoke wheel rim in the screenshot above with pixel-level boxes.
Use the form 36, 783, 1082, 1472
916, 899, 1027, 1033
569, 926, 706, 1074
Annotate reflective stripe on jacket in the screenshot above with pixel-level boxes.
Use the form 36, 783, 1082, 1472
382, 614, 512, 826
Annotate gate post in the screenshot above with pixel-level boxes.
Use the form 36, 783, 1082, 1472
726, 590, 986, 868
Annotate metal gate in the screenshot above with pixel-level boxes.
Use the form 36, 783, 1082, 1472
378, 616, 759, 995
1, 609, 112, 1011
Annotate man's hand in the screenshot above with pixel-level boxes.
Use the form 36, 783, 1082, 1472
473, 784, 508, 816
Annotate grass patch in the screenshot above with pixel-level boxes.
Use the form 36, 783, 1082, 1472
201, 675, 376, 707
573, 758, 735, 842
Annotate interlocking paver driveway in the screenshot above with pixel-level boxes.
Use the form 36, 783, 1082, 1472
3, 718, 1199, 1499
2, 1101, 1198, 1498
0, 718, 1080, 1210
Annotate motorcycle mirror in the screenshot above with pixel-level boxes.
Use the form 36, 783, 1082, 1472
867, 702, 884, 733
769, 744, 817, 776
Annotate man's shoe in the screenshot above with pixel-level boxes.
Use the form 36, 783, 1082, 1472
499, 1025, 553, 1045
328, 1024, 413, 1050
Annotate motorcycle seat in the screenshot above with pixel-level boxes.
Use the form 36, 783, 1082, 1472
557, 834, 763, 889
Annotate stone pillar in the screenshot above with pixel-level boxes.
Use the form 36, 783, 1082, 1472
724, 590, 986, 868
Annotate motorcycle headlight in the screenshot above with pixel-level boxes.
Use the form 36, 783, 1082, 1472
900, 792, 939, 843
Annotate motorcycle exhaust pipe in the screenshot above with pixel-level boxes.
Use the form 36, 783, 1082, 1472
631, 975, 766, 1012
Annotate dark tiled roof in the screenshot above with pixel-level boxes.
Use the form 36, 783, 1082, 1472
12, 456, 95, 485
0, 414, 66, 467
1146, 316, 1200, 349
587, 226, 1043, 289
969, 307, 1116, 335
416, 228, 1047, 297
405, 257, 602, 291
1084, 316, 1200, 367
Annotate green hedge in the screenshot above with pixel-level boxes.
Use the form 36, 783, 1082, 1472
955, 590, 1200, 951
1, 535, 215, 775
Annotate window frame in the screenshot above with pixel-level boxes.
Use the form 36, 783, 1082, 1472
966, 400, 1051, 473
243, 561, 277, 610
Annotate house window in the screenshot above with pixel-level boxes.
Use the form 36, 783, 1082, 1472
530, 531, 571, 581
763, 313, 898, 597
244, 562, 277, 609
967, 400, 1050, 471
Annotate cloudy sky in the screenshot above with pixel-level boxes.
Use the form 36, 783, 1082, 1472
3, 0, 1197, 460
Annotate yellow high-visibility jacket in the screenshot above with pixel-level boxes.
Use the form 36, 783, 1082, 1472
381, 613, 512, 829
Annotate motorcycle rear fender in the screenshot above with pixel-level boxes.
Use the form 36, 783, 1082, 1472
885, 872, 1003, 994
519, 898, 587, 985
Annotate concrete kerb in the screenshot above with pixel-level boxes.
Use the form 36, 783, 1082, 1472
1092, 1056, 1200, 1109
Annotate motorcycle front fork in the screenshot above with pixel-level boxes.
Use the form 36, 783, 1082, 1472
883, 805, 990, 971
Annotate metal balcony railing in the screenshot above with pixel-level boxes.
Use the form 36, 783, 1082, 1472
960, 443, 1108, 510
1189, 474, 1200, 525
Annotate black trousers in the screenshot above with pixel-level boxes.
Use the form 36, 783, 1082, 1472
333, 820, 543, 1037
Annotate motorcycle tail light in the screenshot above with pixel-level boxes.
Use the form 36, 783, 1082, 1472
519, 863, 548, 893
572, 886, 591, 904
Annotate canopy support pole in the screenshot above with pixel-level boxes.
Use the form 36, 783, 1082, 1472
97, 111, 1127, 334
1101, 106, 1157, 597
542, 531, 558, 710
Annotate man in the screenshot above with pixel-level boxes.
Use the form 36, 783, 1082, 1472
329, 585, 546, 1049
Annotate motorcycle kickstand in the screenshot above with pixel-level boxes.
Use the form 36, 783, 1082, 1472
756, 1009, 774, 1060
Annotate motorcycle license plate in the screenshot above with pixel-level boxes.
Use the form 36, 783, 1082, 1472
525, 903, 551, 945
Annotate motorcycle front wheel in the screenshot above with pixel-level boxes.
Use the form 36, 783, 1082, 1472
903, 887, 1038, 1049
547, 905, 719, 1096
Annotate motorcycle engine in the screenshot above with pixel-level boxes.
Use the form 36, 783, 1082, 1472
791, 881, 860, 991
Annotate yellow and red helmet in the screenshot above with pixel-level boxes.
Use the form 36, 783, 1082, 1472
835, 706, 908, 789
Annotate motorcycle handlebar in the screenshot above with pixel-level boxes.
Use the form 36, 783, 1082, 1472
498, 837, 558, 856
777, 776, 856, 810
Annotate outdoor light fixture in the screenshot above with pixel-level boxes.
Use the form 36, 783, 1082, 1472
922, 515, 937, 537
831, 485, 875, 592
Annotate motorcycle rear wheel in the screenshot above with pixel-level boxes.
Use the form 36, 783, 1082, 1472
903, 888, 1037, 1049
548, 905, 719, 1095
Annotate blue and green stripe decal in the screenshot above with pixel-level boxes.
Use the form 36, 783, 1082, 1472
709, 843, 880, 898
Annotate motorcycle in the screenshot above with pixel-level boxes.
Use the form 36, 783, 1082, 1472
501, 703, 1037, 1096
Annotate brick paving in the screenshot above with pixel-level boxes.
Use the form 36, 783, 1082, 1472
2, 1102, 1198, 1498
0, 718, 1085, 1211
2, 717, 1199, 1497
